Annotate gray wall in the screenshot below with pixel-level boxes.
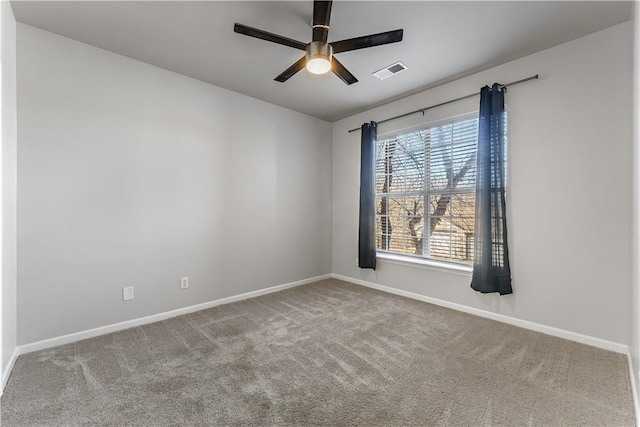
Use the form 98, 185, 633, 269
2, 1, 17, 382
14, 16, 635, 363
17, 24, 332, 345
631, 1, 639, 394
332, 23, 632, 345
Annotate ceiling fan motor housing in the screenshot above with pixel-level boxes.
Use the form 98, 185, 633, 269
306, 42, 333, 74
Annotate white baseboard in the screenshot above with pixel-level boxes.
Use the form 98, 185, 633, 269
2, 346, 19, 395
625, 350, 640, 426
18, 274, 331, 355
10, 271, 631, 399
332, 273, 628, 354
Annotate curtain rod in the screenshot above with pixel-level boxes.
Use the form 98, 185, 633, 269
347, 74, 539, 133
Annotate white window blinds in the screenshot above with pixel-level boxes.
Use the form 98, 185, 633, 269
375, 116, 479, 264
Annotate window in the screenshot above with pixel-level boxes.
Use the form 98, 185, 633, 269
375, 115, 479, 264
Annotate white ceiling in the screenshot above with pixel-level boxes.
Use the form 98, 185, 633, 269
11, 1, 631, 121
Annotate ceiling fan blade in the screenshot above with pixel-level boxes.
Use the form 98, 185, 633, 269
234, 23, 307, 51
331, 29, 404, 54
312, 1, 332, 43
332, 57, 358, 85
274, 56, 307, 82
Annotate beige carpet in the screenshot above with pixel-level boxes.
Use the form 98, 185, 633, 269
1, 279, 635, 426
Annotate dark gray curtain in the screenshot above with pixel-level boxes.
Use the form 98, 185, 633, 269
358, 121, 377, 270
471, 84, 512, 295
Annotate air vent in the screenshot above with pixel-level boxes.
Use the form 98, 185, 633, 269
372, 61, 408, 80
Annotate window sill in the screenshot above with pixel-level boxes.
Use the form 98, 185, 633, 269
376, 252, 473, 277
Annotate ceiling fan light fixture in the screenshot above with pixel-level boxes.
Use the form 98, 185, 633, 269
305, 41, 332, 75
306, 57, 331, 74
234, 1, 404, 85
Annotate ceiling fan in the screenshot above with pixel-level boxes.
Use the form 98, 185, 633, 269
234, 1, 403, 85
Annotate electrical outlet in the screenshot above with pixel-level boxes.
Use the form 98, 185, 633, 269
180, 277, 189, 290
122, 287, 134, 301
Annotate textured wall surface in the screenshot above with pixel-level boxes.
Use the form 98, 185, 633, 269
332, 23, 633, 345
2, 0, 18, 382
17, 24, 332, 345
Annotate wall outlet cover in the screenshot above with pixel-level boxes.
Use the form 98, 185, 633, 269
180, 277, 189, 289
122, 286, 134, 301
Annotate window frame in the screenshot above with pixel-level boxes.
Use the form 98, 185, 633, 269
374, 112, 480, 270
